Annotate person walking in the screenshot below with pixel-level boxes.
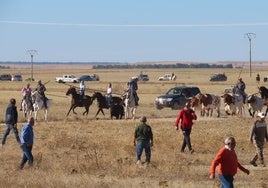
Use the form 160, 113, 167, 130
174, 101, 196, 153
2, 98, 20, 146
256, 73, 260, 84
210, 137, 250, 188
36, 80, 47, 108
19, 117, 35, 170
134, 116, 153, 165
249, 112, 268, 167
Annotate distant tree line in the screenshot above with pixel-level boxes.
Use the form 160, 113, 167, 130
93, 63, 233, 69
0, 65, 10, 69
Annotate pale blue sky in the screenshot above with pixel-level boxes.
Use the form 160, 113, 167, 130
0, 0, 268, 63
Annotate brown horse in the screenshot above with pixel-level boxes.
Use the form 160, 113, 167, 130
66, 87, 92, 116
91, 92, 122, 118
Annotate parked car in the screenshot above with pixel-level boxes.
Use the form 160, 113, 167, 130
209, 73, 227, 81
155, 86, 201, 110
90, 74, 100, 81
55, 75, 79, 83
11, 74, 23, 81
0, 74, 12, 81
137, 73, 149, 81
78, 75, 94, 82
158, 73, 176, 81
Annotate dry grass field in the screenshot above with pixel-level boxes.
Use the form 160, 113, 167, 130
1, 64, 268, 188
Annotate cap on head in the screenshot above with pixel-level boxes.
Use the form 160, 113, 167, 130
257, 112, 265, 119
38, 80, 41, 83
239, 78, 242, 80
140, 116, 147, 123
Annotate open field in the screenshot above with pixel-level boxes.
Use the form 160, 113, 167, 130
1, 65, 268, 187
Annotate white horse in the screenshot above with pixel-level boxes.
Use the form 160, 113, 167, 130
31, 91, 52, 121
21, 97, 33, 119
123, 89, 137, 119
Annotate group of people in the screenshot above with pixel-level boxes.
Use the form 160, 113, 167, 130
1, 98, 35, 170
136, 99, 268, 187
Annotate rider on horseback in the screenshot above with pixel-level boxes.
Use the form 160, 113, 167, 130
79, 80, 86, 101
106, 82, 113, 107
36, 80, 47, 108
20, 83, 33, 111
233, 77, 247, 104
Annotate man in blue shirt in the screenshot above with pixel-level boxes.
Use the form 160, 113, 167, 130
19, 117, 35, 170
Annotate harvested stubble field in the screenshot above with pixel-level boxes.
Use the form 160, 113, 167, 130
0, 64, 268, 188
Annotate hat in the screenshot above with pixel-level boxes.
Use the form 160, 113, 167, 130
140, 116, 147, 123
257, 112, 265, 118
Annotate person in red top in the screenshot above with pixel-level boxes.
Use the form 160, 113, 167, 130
175, 101, 197, 153
210, 137, 250, 188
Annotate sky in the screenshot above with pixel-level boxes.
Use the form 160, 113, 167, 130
0, 0, 268, 63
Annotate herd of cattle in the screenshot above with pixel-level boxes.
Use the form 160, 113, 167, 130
189, 86, 268, 118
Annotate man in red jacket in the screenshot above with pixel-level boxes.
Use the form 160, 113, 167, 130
175, 101, 197, 153
210, 137, 250, 187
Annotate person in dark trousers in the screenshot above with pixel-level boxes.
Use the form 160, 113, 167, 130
210, 137, 250, 188
134, 116, 153, 165
129, 77, 139, 106
256, 73, 260, 84
36, 80, 47, 108
19, 117, 35, 170
249, 112, 268, 167
2, 98, 20, 146
175, 101, 196, 153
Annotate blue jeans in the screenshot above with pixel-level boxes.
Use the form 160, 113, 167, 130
19, 144, 34, 169
2, 124, 20, 145
219, 174, 234, 188
136, 141, 151, 162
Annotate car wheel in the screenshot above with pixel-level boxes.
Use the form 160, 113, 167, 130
172, 102, 180, 110
58, 80, 63, 83
155, 104, 163, 110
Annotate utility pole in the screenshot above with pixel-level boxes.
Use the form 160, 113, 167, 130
27, 50, 38, 82
244, 33, 256, 77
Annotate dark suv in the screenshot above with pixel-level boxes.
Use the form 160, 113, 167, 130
155, 86, 201, 110
209, 73, 227, 81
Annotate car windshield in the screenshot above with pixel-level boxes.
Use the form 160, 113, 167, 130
166, 88, 181, 95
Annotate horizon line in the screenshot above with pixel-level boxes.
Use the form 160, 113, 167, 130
1, 20, 268, 27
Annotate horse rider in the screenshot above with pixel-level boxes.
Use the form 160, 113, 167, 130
106, 82, 113, 107
35, 80, 47, 108
79, 80, 85, 101
129, 77, 139, 106
20, 83, 33, 111
233, 77, 247, 103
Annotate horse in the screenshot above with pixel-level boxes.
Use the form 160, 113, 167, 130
259, 86, 268, 100
31, 91, 52, 121
91, 92, 123, 118
123, 89, 137, 119
21, 95, 33, 119
66, 87, 92, 116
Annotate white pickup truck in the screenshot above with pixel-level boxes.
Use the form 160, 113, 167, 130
55, 75, 79, 83
158, 73, 176, 81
